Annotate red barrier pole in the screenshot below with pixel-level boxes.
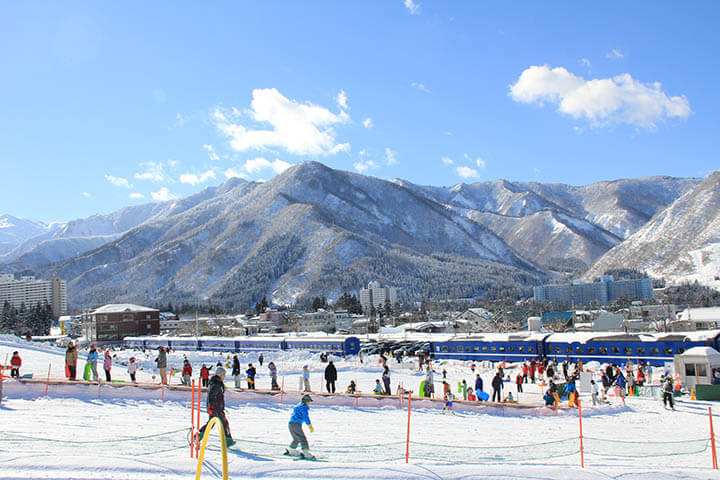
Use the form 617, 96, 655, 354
710, 407, 718, 470
405, 391, 412, 464
578, 398, 584, 468
191, 380, 195, 458
196, 380, 201, 457
44, 363, 51, 397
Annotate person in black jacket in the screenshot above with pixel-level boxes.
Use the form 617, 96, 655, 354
324, 361, 337, 393
199, 366, 234, 446
491, 371, 503, 402
232, 355, 241, 388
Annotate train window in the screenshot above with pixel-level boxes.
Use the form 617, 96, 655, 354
566, 347, 572, 354
599, 347, 607, 354
611, 347, 619, 354
576, 347, 584, 354
623, 347, 632, 355
499, 346, 506, 353
650, 347, 659, 355
457, 346, 464, 352
436, 346, 440, 352
449, 346, 456, 352
678, 348, 685, 354
442, 346, 448, 352
518, 346, 524, 353
664, 347, 674, 355
490, 346, 497, 353
636, 348, 645, 355
508, 346, 515, 353
554, 347, 561, 354
474, 346, 480, 352
587, 347, 595, 354
482, 346, 488, 352
528, 346, 535, 353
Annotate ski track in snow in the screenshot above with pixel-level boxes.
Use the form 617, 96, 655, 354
0, 337, 718, 480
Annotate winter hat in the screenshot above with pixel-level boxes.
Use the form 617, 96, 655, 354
129, 357, 136, 362
215, 366, 226, 376
301, 394, 313, 403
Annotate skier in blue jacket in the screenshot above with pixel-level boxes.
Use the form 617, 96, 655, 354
286, 395, 315, 459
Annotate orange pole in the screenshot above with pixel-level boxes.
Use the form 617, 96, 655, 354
405, 391, 412, 464
578, 398, 584, 468
196, 379, 201, 456
191, 380, 195, 458
44, 363, 51, 397
710, 407, 718, 470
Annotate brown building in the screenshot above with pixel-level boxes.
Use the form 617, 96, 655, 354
82, 303, 160, 342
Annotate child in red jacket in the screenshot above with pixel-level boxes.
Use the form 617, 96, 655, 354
10, 351, 22, 378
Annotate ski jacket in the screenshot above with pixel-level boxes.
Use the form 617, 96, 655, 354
128, 362, 138, 375
246, 366, 256, 380
324, 363, 337, 382
491, 374, 503, 390
201, 366, 209, 379
232, 358, 240, 376
663, 379, 673, 394
268, 364, 277, 378
475, 376, 483, 392
591, 383, 599, 395
65, 346, 78, 366
522, 364, 528, 375
87, 351, 98, 363
289, 402, 311, 425
11, 354, 21, 367
425, 369, 434, 384
614, 373, 626, 388
207, 375, 226, 414
155, 350, 167, 369
182, 363, 192, 376
103, 353, 112, 371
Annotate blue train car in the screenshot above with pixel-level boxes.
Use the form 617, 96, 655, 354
140, 337, 171, 350
169, 339, 201, 351
123, 335, 361, 355
431, 333, 551, 362
234, 337, 285, 352
123, 337, 146, 349
284, 336, 360, 355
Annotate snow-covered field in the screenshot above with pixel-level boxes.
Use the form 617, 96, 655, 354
1, 336, 719, 480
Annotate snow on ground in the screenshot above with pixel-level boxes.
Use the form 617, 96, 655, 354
1, 336, 719, 479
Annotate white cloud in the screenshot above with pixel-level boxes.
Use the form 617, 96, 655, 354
509, 65, 691, 129
242, 157, 292, 175
385, 147, 397, 166
129, 193, 145, 199
579, 58, 591, 68
151, 187, 176, 201
464, 153, 486, 169
353, 159, 380, 173
167, 159, 179, 167
175, 113, 186, 127
224, 167, 249, 180
411, 82, 431, 93
336, 90, 348, 110
606, 48, 624, 59
180, 169, 217, 185
82, 192, 91, 198
442, 156, 455, 166
135, 162, 165, 182
456, 166, 480, 179
202, 144, 220, 161
104, 174, 133, 189
404, 0, 421, 15
212, 88, 350, 156
363, 117, 373, 129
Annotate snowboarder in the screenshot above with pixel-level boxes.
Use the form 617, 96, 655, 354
199, 366, 235, 446
491, 371, 503, 403
103, 350, 112, 382
200, 364, 210, 388
663, 376, 675, 410
382, 366, 391, 395
87, 345, 99, 381
286, 394, 315, 459
128, 357, 138, 383
324, 361, 337, 393
302, 365, 311, 392
154, 346, 167, 385
10, 351, 21, 378
65, 341, 78, 380
182, 359, 192, 386
246, 363, 256, 390
232, 355, 241, 388
268, 361, 279, 390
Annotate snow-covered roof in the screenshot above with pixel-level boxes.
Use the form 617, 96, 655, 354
91, 304, 159, 314
680, 346, 720, 358
676, 307, 720, 322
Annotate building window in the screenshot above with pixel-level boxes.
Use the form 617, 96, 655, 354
685, 364, 696, 377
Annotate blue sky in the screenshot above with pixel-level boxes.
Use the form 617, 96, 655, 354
2, 1, 718, 221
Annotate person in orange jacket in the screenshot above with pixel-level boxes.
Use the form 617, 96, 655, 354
200, 364, 210, 387
10, 351, 22, 378
182, 359, 192, 385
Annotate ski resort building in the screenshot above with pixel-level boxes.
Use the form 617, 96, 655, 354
359, 281, 398, 313
0, 273, 67, 317
533, 275, 653, 307
81, 303, 160, 342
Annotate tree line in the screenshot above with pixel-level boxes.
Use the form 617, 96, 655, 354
1, 301, 54, 336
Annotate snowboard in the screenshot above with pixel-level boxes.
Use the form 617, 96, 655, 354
65, 365, 70, 378
83, 363, 92, 381
419, 381, 425, 397
477, 391, 490, 401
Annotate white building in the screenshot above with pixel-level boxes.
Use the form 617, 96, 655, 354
297, 310, 336, 333
0, 274, 67, 317
359, 281, 398, 314
673, 307, 720, 331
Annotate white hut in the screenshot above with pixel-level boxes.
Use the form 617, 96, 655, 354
677, 346, 720, 390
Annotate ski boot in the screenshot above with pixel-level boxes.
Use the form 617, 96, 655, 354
301, 448, 316, 460
225, 436, 236, 447
284, 447, 301, 457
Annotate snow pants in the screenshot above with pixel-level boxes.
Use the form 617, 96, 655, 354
663, 392, 674, 409
383, 378, 390, 395
10, 368, 19, 378
105, 369, 111, 382
90, 363, 98, 381
492, 388, 501, 402
200, 410, 232, 439
288, 422, 309, 450
271, 375, 279, 390
67, 365, 76, 380
326, 380, 336, 393
234, 375, 241, 388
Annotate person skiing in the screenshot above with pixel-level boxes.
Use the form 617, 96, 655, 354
268, 361, 279, 390
324, 360, 337, 393
302, 365, 311, 392
424, 365, 435, 398
87, 345, 99, 381
155, 346, 167, 385
232, 355, 241, 388
10, 351, 21, 378
286, 394, 315, 459
246, 363, 256, 390
491, 371, 503, 403
663, 375, 675, 410
65, 341, 78, 380
382, 366, 391, 395
199, 366, 235, 446
200, 364, 210, 388
128, 357, 138, 383
103, 350, 112, 382
182, 359, 192, 386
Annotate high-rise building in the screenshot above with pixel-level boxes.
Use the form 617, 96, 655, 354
359, 281, 398, 314
533, 276, 653, 306
0, 274, 67, 317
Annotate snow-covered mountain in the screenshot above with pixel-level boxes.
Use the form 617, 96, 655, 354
0, 215, 63, 257
584, 171, 720, 288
